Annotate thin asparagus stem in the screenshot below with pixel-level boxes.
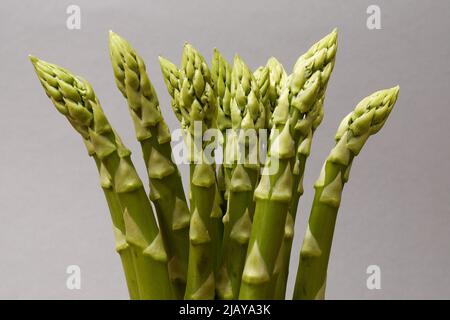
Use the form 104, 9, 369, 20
293, 86, 399, 300
216, 55, 266, 299
108, 32, 190, 298
211, 49, 232, 225
212, 49, 233, 134
161, 44, 221, 299
92, 143, 141, 299
253, 63, 270, 173
30, 57, 174, 299
238, 29, 338, 300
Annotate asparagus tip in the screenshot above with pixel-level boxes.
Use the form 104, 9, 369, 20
329, 28, 338, 42
28, 54, 39, 64
108, 30, 121, 45
108, 30, 125, 47
390, 85, 400, 103
393, 85, 400, 94
158, 55, 173, 68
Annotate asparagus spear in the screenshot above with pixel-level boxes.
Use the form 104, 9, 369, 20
239, 30, 338, 299
273, 34, 335, 298
293, 86, 400, 300
31, 55, 140, 298
30, 57, 174, 299
108, 32, 190, 298
161, 44, 221, 299
216, 55, 266, 299
211, 49, 233, 134
93, 151, 140, 299
253, 65, 270, 161
273, 30, 337, 298
211, 49, 232, 230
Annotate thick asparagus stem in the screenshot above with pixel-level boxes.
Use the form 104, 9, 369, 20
239, 30, 338, 300
216, 55, 266, 299
30, 57, 174, 299
109, 32, 190, 298
161, 44, 221, 299
293, 86, 399, 300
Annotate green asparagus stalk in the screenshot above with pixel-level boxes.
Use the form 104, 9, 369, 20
211, 49, 232, 227
239, 29, 337, 300
216, 55, 266, 299
293, 86, 399, 300
31, 55, 140, 298
253, 65, 270, 163
30, 57, 175, 299
108, 32, 190, 298
92, 153, 140, 299
161, 44, 221, 299
212, 49, 233, 134
273, 34, 335, 298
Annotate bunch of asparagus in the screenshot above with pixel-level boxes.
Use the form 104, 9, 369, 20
30, 29, 399, 300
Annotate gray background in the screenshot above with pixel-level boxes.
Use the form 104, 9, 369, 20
0, 0, 449, 299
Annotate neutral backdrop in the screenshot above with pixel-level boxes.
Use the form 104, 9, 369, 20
0, 0, 449, 299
